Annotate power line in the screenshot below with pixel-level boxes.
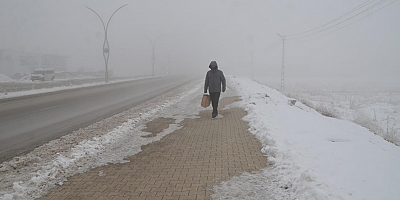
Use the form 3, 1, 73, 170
289, 0, 398, 44
287, 0, 391, 40
315, 0, 398, 39
273, 0, 397, 90
286, 0, 377, 37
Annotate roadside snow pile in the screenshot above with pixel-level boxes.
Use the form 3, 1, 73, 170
0, 80, 203, 200
0, 77, 143, 100
0, 74, 13, 83
214, 77, 400, 200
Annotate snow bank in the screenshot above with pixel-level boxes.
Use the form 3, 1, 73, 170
0, 80, 203, 200
214, 77, 400, 200
0, 77, 143, 99
0, 74, 13, 83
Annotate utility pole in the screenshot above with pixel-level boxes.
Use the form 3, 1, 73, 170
250, 50, 254, 80
85, 4, 128, 83
277, 34, 285, 91
168, 55, 171, 74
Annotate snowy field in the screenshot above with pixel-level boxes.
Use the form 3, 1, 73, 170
286, 90, 400, 146
255, 77, 400, 146
1, 76, 399, 200
213, 77, 400, 200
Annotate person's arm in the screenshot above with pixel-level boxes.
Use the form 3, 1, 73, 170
204, 72, 209, 93
221, 71, 226, 92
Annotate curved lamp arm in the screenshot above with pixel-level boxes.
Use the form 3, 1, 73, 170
154, 34, 165, 47
106, 4, 128, 31
84, 6, 106, 32
143, 34, 154, 47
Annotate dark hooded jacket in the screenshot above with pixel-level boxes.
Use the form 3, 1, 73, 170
204, 61, 226, 93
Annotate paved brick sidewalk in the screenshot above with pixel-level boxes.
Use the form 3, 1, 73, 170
39, 97, 267, 200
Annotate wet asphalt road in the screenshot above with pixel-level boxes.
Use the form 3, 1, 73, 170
0, 75, 194, 163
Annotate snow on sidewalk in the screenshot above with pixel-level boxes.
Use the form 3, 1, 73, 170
2, 76, 399, 200
0, 80, 204, 200
213, 77, 400, 200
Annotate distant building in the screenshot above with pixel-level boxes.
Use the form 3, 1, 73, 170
0, 49, 68, 79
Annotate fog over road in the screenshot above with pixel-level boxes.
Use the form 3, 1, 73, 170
0, 75, 194, 162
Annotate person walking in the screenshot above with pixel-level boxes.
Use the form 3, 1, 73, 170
204, 61, 226, 118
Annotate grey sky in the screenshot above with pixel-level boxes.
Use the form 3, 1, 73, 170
0, 0, 399, 81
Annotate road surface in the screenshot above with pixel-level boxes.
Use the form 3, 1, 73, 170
0, 75, 193, 163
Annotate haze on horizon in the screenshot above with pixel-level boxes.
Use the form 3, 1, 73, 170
0, 0, 399, 84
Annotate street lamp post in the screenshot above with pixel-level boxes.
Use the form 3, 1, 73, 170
85, 4, 127, 83
143, 34, 164, 77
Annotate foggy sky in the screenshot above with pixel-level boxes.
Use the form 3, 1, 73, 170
1, 0, 399, 82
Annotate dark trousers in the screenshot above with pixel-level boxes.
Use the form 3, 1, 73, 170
209, 92, 221, 115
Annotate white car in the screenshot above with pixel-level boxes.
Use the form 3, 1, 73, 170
31, 69, 55, 81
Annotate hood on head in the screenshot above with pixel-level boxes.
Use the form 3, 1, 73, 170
209, 61, 218, 69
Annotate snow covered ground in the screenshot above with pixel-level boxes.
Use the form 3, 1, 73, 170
0, 79, 204, 199
213, 77, 400, 200
1, 76, 399, 200
0, 75, 13, 83
256, 77, 400, 146
286, 90, 400, 146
